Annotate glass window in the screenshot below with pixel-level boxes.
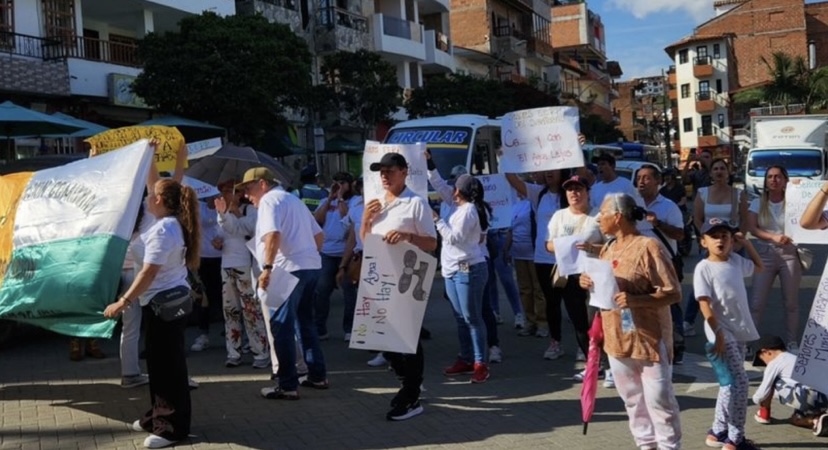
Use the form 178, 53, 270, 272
680, 84, 690, 98
678, 49, 688, 64
713, 44, 720, 58
683, 117, 693, 132
42, 0, 76, 45
718, 114, 725, 128
697, 45, 708, 57
748, 150, 823, 177
716, 79, 722, 93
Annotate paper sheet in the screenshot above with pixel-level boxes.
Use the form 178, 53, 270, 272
246, 239, 298, 312
553, 234, 587, 277
585, 258, 619, 310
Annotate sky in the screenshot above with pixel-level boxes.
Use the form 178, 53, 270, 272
599, 0, 822, 81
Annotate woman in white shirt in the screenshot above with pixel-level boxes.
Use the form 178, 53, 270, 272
433, 174, 493, 384
747, 166, 802, 350
104, 178, 201, 449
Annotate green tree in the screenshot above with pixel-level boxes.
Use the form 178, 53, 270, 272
132, 12, 312, 144
314, 50, 401, 140
580, 113, 624, 144
733, 51, 828, 113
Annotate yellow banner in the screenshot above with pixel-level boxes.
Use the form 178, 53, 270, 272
0, 172, 35, 289
85, 125, 185, 173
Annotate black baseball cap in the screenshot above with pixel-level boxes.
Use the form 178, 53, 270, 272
591, 153, 616, 166
752, 335, 787, 367
700, 218, 739, 236
369, 153, 408, 172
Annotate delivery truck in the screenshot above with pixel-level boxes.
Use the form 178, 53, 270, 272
745, 115, 828, 196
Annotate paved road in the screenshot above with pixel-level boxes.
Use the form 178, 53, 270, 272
1, 244, 826, 450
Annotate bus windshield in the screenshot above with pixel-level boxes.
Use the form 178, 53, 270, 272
747, 149, 823, 177
384, 126, 473, 179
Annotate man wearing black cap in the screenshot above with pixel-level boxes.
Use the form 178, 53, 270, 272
361, 152, 437, 421
589, 153, 637, 210
751, 335, 828, 435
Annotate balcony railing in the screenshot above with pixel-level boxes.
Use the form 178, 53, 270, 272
694, 55, 712, 66
697, 124, 723, 137
317, 6, 368, 32
0, 31, 64, 61
382, 15, 421, 42
69, 36, 139, 67
749, 103, 806, 116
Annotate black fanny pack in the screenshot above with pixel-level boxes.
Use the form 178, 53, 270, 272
149, 285, 192, 322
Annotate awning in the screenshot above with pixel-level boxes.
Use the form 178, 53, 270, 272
321, 136, 363, 154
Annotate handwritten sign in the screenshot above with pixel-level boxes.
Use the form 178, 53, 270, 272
785, 180, 827, 244
362, 141, 428, 202
349, 234, 436, 354
86, 126, 186, 173
186, 137, 223, 160
499, 106, 585, 173
476, 174, 513, 229
793, 261, 828, 395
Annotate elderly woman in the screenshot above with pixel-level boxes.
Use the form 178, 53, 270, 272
579, 193, 683, 450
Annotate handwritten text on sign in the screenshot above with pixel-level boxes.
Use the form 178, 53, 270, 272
793, 262, 828, 395
362, 141, 428, 202
499, 107, 585, 173
349, 234, 436, 354
86, 125, 186, 173
476, 174, 513, 229
785, 180, 828, 244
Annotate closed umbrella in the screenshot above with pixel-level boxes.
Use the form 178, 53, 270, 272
581, 311, 604, 435
186, 144, 298, 189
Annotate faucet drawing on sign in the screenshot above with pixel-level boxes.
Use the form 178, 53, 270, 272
399, 250, 428, 301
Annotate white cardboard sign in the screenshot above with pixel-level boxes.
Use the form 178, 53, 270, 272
362, 141, 428, 203
349, 234, 436, 354
793, 261, 828, 395
476, 173, 513, 229
785, 180, 828, 244
499, 106, 585, 173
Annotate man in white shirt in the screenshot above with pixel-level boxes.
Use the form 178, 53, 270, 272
589, 154, 637, 209
238, 167, 328, 401
361, 152, 437, 421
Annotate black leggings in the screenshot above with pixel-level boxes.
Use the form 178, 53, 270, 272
535, 263, 589, 355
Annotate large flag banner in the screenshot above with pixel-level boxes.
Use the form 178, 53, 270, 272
476, 173, 513, 229
785, 180, 827, 244
363, 141, 428, 202
499, 106, 585, 173
0, 140, 155, 338
86, 125, 185, 173
349, 234, 436, 354
793, 260, 828, 395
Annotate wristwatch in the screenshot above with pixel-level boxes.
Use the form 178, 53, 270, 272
262, 264, 274, 271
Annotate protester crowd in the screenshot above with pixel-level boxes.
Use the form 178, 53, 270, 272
81, 141, 828, 450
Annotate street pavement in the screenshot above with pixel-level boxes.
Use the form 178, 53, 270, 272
2, 244, 827, 450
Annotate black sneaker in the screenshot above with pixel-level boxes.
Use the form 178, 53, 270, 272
814, 413, 828, 437
386, 400, 423, 421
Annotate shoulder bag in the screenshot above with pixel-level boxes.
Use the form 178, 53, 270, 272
149, 285, 193, 322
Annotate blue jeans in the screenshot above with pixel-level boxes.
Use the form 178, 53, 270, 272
444, 262, 489, 364
271, 269, 326, 391
341, 278, 357, 334
313, 254, 341, 336
486, 230, 523, 316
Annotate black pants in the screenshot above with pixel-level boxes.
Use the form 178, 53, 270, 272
196, 257, 222, 333
140, 307, 191, 440
384, 341, 424, 404
535, 263, 589, 353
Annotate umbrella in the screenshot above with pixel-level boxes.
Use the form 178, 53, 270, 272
186, 144, 298, 189
581, 311, 604, 435
0, 101, 85, 159
138, 115, 225, 142
40, 112, 109, 138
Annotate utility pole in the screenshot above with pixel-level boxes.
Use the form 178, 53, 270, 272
662, 68, 673, 169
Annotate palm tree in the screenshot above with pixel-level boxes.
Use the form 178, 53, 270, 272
733, 51, 828, 113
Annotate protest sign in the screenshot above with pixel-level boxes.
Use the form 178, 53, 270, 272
476, 174, 513, 229
362, 141, 428, 202
349, 234, 436, 354
86, 125, 186, 173
793, 262, 828, 395
499, 106, 585, 173
785, 180, 828, 244
186, 137, 223, 160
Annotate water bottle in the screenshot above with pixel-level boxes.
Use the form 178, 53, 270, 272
620, 308, 636, 333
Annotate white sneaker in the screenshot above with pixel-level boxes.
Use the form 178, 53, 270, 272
514, 313, 526, 329
121, 374, 149, 388
190, 334, 209, 352
575, 348, 586, 362
367, 353, 387, 367
131, 420, 144, 432
143, 434, 177, 449
603, 371, 616, 388
543, 340, 564, 360
188, 378, 199, 389
489, 346, 503, 364
788, 341, 800, 354
682, 322, 696, 337
535, 327, 550, 338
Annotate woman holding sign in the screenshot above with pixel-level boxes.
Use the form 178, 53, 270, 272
579, 193, 682, 450
747, 166, 803, 351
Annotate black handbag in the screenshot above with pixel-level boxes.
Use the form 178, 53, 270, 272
149, 285, 193, 322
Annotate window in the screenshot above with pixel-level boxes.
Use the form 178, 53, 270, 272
0, 0, 13, 48
680, 83, 690, 98
713, 44, 720, 58
716, 79, 722, 93
683, 117, 693, 133
42, 0, 76, 46
697, 45, 708, 58
718, 114, 725, 129
679, 49, 688, 64
699, 80, 710, 92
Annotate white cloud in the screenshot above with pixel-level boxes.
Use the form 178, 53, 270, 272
607, 0, 713, 22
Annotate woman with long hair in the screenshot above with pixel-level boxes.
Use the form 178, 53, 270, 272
105, 178, 201, 449
580, 193, 683, 450
431, 172, 493, 383
747, 166, 802, 350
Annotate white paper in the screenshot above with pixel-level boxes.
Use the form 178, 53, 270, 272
476, 174, 513, 229
187, 137, 223, 160
785, 180, 828, 244
499, 106, 585, 173
245, 239, 299, 313
585, 258, 619, 310
792, 261, 828, 395
553, 234, 588, 277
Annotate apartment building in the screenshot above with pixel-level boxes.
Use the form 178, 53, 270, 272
613, 77, 670, 145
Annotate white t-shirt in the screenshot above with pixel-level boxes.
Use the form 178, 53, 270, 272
590, 176, 637, 209
316, 198, 351, 256
749, 198, 785, 235
137, 217, 189, 306
255, 187, 323, 272
751, 352, 801, 405
639, 194, 684, 254
510, 199, 533, 260
693, 254, 759, 342
199, 202, 224, 259
127, 202, 157, 272
368, 187, 437, 240
525, 183, 561, 264
436, 202, 486, 277
546, 207, 602, 244
217, 204, 257, 269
